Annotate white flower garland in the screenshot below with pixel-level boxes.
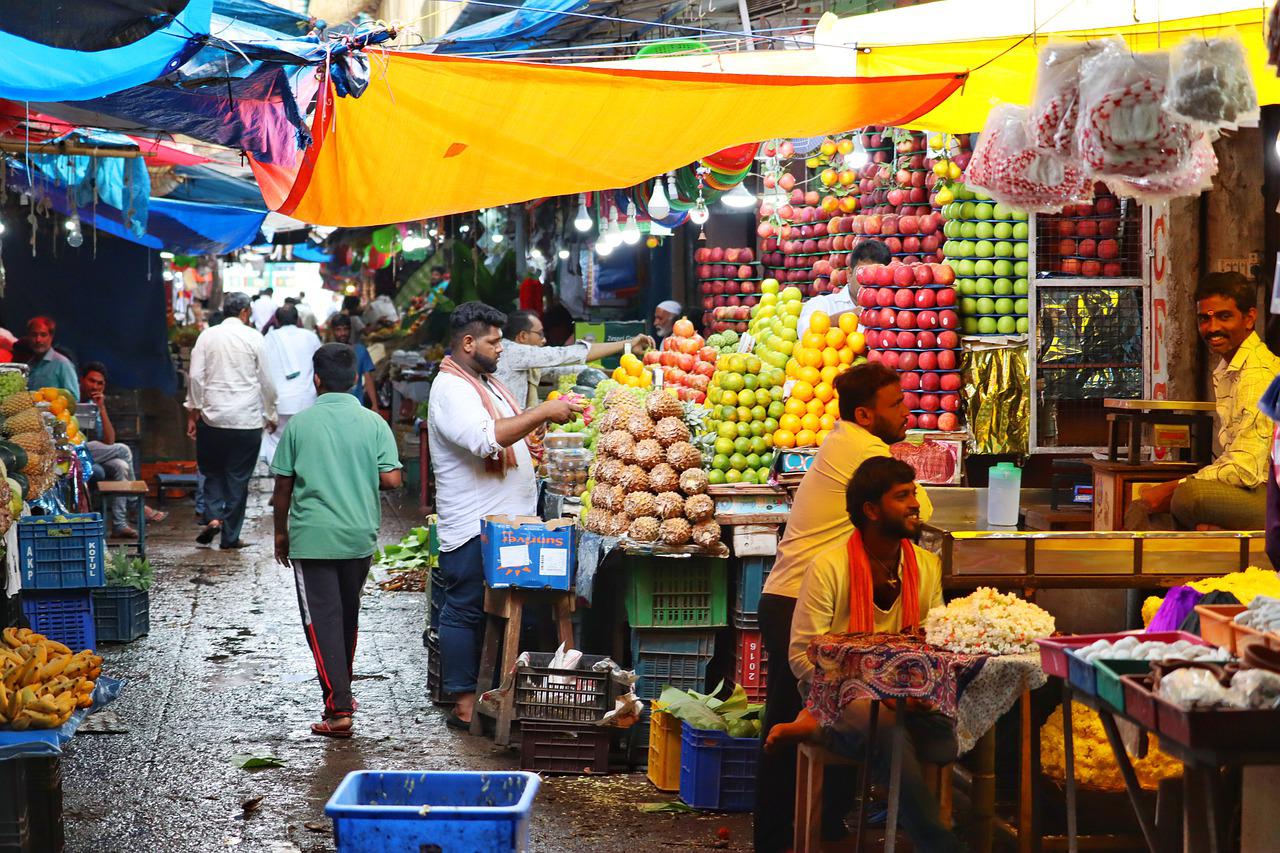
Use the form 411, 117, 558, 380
924, 587, 1056, 655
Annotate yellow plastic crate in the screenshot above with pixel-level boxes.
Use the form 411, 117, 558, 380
647, 711, 682, 792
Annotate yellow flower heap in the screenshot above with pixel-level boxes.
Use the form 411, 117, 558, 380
1041, 702, 1182, 790
1142, 566, 1280, 626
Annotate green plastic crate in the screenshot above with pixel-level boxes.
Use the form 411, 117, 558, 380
625, 557, 727, 628
1094, 658, 1151, 712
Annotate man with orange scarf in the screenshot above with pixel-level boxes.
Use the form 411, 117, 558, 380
772, 456, 961, 853
427, 302, 583, 729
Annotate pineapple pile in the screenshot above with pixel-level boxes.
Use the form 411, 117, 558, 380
0, 372, 57, 500
581, 387, 722, 549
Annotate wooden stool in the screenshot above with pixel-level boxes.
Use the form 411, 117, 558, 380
155, 472, 198, 507
97, 480, 148, 559
470, 586, 575, 746
794, 707, 953, 853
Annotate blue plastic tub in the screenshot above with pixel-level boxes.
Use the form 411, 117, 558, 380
678, 722, 759, 812
325, 770, 540, 853
18, 513, 105, 590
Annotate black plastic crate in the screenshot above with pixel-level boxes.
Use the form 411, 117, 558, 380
514, 652, 614, 724
25, 757, 62, 853
518, 721, 611, 775
425, 629, 453, 707
92, 587, 149, 643
0, 760, 28, 853
631, 630, 715, 701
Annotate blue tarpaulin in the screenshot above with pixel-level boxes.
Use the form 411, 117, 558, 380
0, 0, 213, 102
26, 130, 152, 236
213, 0, 315, 35
165, 165, 267, 210
433, 0, 591, 54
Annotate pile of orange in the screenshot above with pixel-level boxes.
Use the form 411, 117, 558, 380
772, 311, 867, 449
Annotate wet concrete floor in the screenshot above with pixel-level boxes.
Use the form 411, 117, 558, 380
61, 480, 754, 852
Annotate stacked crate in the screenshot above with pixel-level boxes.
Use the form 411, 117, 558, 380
733, 556, 772, 702
515, 652, 616, 775
19, 513, 106, 650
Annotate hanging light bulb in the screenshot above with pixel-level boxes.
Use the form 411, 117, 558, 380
459, 224, 471, 233
845, 138, 870, 169
603, 208, 622, 248
646, 176, 670, 220
557, 248, 570, 260
621, 202, 641, 245
689, 196, 710, 225
491, 232, 505, 244
645, 235, 660, 249
595, 239, 614, 257
65, 214, 83, 248
0, 221, 6, 236
574, 194, 593, 232
721, 182, 757, 209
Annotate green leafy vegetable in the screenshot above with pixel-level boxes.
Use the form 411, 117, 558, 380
637, 801, 697, 814
375, 521, 438, 570
231, 754, 286, 769
655, 683, 764, 737
105, 549, 154, 590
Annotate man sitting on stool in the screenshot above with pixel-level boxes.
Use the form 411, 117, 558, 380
769, 457, 960, 853
1131, 272, 1280, 530
81, 362, 167, 539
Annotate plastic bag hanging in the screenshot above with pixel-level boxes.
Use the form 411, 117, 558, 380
1163, 30, 1258, 129
1028, 38, 1121, 156
964, 103, 1092, 214
1075, 43, 1197, 180
1105, 131, 1219, 205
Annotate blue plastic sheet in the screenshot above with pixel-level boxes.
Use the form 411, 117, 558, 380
0, 1, 213, 102
26, 130, 152, 236
0, 676, 124, 760
433, 0, 589, 55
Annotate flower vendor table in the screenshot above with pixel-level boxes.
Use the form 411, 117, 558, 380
807, 634, 1047, 851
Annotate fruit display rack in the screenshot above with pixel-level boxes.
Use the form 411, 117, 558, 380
940, 184, 1031, 336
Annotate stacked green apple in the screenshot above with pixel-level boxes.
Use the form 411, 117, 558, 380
702, 279, 799, 486
940, 185, 1030, 335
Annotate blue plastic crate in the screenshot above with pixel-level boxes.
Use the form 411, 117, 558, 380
679, 722, 760, 812
631, 630, 714, 700
21, 590, 95, 651
325, 770, 539, 853
18, 514, 105, 589
91, 587, 149, 643
734, 556, 773, 619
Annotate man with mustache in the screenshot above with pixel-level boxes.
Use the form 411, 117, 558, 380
1134, 272, 1280, 530
769, 456, 959, 853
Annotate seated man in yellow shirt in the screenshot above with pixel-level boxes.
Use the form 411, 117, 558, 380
1134, 272, 1280, 530
770, 456, 961, 853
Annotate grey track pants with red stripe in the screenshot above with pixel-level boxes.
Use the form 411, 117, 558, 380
293, 557, 372, 718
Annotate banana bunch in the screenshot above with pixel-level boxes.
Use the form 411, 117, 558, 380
0, 627, 101, 730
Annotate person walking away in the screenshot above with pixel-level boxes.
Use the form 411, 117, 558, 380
25, 317, 79, 400
753, 363, 934, 851
362, 276, 400, 333
186, 292, 277, 549
194, 310, 225, 525
329, 315, 377, 408
250, 287, 277, 332
495, 309, 653, 408
285, 297, 317, 331
261, 306, 321, 464
272, 343, 402, 738
1130, 272, 1280, 530
768, 456, 959, 853
81, 362, 167, 539
427, 302, 584, 728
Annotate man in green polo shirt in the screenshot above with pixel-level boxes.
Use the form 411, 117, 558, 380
271, 343, 402, 738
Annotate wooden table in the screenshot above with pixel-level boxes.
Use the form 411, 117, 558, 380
1086, 458, 1198, 531
1104, 399, 1215, 467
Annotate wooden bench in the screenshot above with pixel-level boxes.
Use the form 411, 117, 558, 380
470, 586, 576, 746
96, 480, 149, 558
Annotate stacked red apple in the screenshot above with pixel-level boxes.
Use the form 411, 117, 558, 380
757, 188, 855, 298
845, 210, 945, 266
857, 262, 964, 432
641, 324, 715, 404
695, 246, 761, 332
1037, 184, 1127, 278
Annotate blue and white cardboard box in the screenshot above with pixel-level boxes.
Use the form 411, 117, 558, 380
480, 515, 575, 590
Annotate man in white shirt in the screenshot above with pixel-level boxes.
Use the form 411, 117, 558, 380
753, 362, 933, 851
428, 302, 583, 728
797, 240, 891, 338
495, 310, 653, 408
186, 292, 278, 549
285, 297, 317, 332
250, 287, 277, 332
653, 300, 681, 346
261, 305, 321, 464
769, 457, 959, 853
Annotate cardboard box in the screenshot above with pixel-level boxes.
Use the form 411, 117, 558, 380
481, 516, 575, 590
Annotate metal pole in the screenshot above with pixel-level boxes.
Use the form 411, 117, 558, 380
736, 0, 755, 51
514, 203, 528, 279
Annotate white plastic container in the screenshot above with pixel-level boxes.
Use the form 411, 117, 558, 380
987, 462, 1022, 527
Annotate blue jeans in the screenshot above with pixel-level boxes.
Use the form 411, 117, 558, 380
824, 701, 963, 853
437, 535, 485, 695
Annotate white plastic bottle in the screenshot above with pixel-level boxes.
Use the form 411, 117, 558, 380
987, 462, 1022, 527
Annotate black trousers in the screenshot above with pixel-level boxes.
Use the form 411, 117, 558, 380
754, 592, 856, 852
195, 421, 260, 547
293, 557, 371, 717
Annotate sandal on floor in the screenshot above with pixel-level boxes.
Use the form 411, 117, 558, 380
146, 510, 169, 524
311, 717, 353, 738
445, 712, 472, 731
196, 522, 222, 545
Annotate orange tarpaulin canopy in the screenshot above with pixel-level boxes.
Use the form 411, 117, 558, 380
251, 52, 965, 227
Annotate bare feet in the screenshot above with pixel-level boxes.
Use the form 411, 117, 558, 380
765, 708, 821, 753
453, 692, 476, 723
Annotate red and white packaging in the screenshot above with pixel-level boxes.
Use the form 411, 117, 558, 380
965, 103, 1092, 214
1028, 38, 1118, 156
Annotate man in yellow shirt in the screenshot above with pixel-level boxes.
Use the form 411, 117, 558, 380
1135, 272, 1280, 530
753, 363, 933, 851
771, 457, 960, 853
